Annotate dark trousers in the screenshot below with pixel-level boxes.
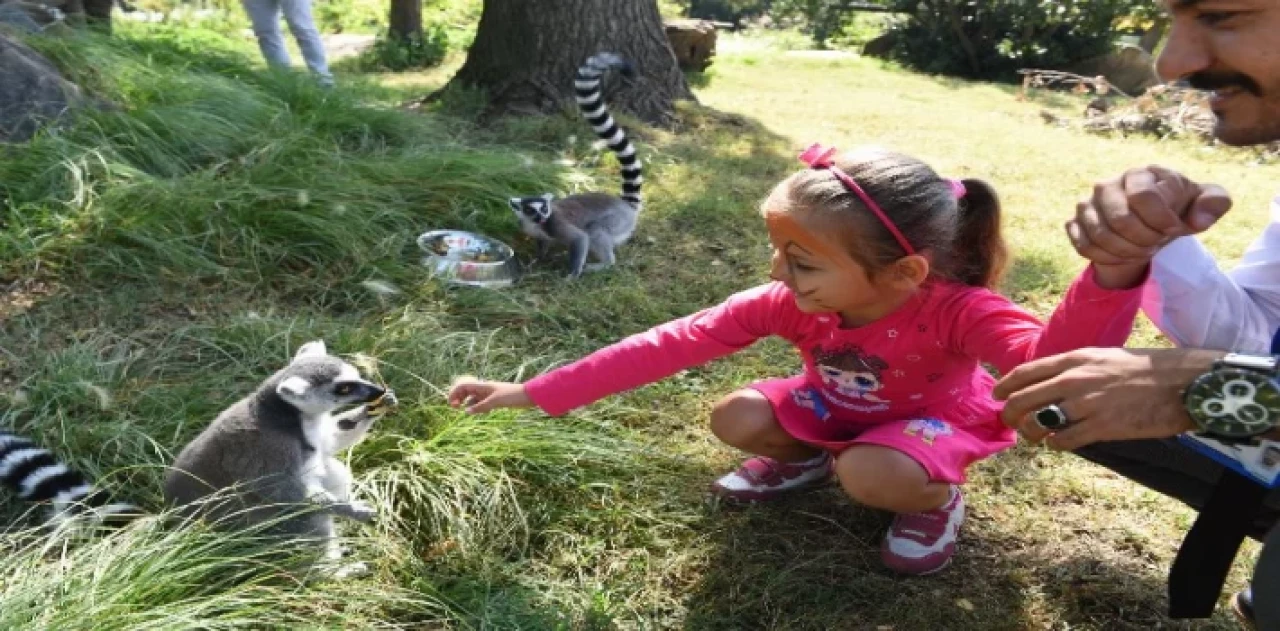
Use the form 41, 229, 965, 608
1076, 438, 1280, 627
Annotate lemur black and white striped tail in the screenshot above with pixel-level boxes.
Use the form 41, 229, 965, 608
0, 431, 142, 528
575, 52, 643, 209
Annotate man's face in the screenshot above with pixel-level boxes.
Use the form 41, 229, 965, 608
1158, 0, 1280, 146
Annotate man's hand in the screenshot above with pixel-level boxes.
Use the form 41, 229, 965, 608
992, 348, 1225, 451
1068, 166, 1233, 289
446, 375, 534, 414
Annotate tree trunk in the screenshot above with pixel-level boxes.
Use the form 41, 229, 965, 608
388, 0, 421, 41
82, 0, 113, 32
437, 0, 695, 126
942, 0, 980, 76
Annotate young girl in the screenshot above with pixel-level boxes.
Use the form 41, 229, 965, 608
447, 143, 1150, 576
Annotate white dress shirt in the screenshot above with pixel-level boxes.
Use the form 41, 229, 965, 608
1142, 194, 1280, 353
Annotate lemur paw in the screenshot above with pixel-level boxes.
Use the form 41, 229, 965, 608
331, 561, 369, 579
345, 499, 377, 523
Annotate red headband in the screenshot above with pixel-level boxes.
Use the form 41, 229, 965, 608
798, 143, 915, 255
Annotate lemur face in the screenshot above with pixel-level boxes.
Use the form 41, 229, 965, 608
274, 341, 386, 416
508, 194, 555, 224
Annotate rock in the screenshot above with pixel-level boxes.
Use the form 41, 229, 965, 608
664, 18, 716, 72
0, 0, 62, 32
0, 4, 42, 32
0, 31, 84, 143
1068, 44, 1160, 96
862, 32, 896, 59
1084, 96, 1113, 117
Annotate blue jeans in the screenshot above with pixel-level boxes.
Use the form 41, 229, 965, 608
241, 0, 332, 85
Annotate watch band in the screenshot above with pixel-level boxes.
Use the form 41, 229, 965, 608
1218, 352, 1280, 375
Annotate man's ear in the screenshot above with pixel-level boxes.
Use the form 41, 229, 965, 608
293, 340, 327, 363
277, 376, 311, 399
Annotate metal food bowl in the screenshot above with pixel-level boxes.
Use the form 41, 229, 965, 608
417, 230, 520, 288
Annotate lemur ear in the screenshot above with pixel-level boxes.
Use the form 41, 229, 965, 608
277, 376, 311, 399
508, 197, 522, 209
293, 340, 327, 362
542, 193, 554, 204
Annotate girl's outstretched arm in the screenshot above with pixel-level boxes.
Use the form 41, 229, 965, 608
448, 282, 806, 417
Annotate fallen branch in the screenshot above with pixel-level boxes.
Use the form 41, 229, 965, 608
1016, 69, 1132, 100
1019, 68, 1280, 159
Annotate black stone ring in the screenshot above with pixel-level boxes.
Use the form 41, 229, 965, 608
1033, 403, 1071, 431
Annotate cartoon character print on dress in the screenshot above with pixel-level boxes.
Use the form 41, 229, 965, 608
902, 418, 954, 445
791, 386, 833, 422
811, 344, 892, 405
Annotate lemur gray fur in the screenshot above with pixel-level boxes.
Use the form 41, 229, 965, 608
509, 52, 644, 278
162, 340, 396, 577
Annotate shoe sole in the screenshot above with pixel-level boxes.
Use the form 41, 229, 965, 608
881, 556, 953, 577
707, 473, 835, 504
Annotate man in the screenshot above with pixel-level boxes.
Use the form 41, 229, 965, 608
992, 1, 1280, 628
242, 0, 334, 88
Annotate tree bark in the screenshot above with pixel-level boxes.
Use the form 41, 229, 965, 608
388, 0, 422, 41
82, 0, 113, 32
437, 0, 695, 126
941, 0, 980, 77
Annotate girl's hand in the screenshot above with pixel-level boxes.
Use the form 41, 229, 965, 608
447, 375, 533, 414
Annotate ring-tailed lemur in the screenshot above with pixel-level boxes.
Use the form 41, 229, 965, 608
509, 52, 644, 279
0, 430, 144, 528
163, 340, 396, 578
0, 341, 394, 570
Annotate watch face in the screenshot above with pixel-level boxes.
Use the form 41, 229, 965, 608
1185, 368, 1280, 438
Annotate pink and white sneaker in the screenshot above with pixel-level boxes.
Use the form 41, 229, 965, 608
881, 485, 965, 575
709, 453, 833, 502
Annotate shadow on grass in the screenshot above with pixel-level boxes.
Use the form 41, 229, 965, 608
679, 479, 1230, 631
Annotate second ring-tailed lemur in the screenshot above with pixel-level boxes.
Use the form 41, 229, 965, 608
163, 340, 396, 577
0, 430, 144, 529
509, 52, 644, 278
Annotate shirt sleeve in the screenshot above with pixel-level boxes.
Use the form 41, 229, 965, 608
524, 283, 804, 416
1141, 194, 1280, 353
948, 264, 1145, 375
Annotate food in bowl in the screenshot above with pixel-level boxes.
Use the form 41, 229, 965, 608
417, 230, 519, 288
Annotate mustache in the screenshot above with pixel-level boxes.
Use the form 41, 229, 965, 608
1186, 71, 1262, 96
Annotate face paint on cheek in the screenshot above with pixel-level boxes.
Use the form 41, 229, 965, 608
764, 211, 864, 277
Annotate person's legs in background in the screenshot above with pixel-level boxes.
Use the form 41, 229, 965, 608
280, 0, 333, 87
241, 0, 292, 70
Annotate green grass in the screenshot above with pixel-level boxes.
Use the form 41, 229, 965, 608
1, 23, 1275, 630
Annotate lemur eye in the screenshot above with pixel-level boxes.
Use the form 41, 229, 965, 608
335, 384, 353, 396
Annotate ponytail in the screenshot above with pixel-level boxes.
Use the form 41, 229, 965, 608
954, 178, 1008, 288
